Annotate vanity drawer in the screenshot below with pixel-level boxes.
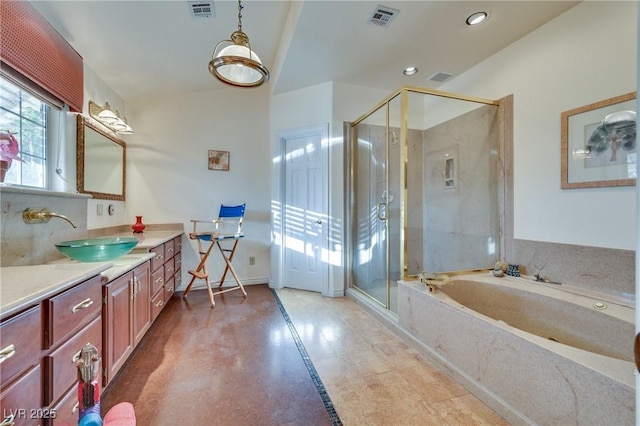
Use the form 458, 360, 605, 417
0, 365, 42, 426
151, 267, 164, 297
150, 245, 165, 273
174, 268, 182, 288
45, 275, 102, 349
49, 383, 79, 426
174, 236, 182, 254
150, 289, 164, 322
0, 306, 41, 387
164, 257, 175, 280
164, 276, 175, 301
43, 316, 102, 406
164, 239, 175, 260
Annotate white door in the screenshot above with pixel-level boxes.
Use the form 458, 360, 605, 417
281, 125, 328, 292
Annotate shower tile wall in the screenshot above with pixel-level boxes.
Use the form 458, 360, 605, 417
420, 105, 499, 272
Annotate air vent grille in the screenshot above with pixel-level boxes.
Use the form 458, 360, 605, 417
429, 72, 453, 83
368, 5, 399, 27
188, 1, 214, 18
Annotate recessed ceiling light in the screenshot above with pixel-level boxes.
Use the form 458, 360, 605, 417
466, 11, 488, 26
403, 67, 418, 76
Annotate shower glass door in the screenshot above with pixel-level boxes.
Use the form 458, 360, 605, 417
351, 95, 402, 313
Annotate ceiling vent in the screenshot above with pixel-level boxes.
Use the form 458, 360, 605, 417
188, 1, 214, 18
429, 72, 453, 83
367, 5, 399, 27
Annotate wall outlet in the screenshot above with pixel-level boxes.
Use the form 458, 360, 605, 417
96, 204, 104, 216
249, 256, 255, 265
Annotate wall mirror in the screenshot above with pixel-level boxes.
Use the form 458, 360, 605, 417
76, 114, 126, 200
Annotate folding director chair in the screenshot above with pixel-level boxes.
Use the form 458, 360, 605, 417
183, 203, 247, 307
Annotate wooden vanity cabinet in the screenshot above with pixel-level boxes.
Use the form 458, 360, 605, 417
102, 262, 150, 386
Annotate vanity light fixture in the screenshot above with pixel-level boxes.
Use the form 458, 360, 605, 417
403, 66, 418, 76
466, 11, 488, 26
208, 0, 269, 87
88, 100, 134, 134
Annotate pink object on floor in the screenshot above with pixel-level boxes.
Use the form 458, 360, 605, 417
103, 402, 136, 426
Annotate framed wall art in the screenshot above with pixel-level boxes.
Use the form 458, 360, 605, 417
208, 150, 230, 171
561, 92, 637, 189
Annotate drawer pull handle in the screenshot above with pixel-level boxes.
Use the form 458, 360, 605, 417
1, 413, 15, 426
167, 247, 174, 253
155, 277, 163, 283
72, 298, 94, 313
155, 300, 164, 308
167, 267, 174, 273
0, 344, 16, 364
72, 402, 79, 414
156, 254, 164, 260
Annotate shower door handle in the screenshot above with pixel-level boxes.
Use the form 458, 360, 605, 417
377, 202, 388, 221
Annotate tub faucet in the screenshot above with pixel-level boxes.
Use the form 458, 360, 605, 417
23, 207, 78, 228
533, 273, 561, 285
419, 272, 451, 293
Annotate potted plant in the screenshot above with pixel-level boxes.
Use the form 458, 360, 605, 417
0, 130, 23, 182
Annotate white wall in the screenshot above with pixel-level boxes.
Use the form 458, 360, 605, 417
126, 86, 272, 287
439, 1, 637, 250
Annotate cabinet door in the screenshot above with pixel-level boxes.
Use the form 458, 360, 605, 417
103, 272, 133, 385
132, 263, 151, 346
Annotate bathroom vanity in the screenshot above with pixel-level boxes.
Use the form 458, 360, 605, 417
0, 230, 182, 425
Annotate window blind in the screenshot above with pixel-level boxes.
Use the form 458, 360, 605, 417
0, 1, 83, 112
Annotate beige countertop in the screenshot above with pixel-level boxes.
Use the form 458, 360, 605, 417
0, 230, 182, 321
0, 262, 112, 320
112, 230, 183, 251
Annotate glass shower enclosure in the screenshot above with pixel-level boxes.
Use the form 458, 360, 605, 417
345, 87, 501, 314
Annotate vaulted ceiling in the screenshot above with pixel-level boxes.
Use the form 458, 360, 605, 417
31, 1, 579, 102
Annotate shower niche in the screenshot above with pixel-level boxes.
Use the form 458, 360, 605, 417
345, 87, 503, 313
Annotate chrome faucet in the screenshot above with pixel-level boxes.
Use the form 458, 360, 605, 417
23, 208, 78, 228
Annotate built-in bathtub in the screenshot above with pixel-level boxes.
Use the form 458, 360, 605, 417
398, 274, 635, 425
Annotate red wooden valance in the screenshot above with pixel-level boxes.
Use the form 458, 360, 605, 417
1, 1, 83, 112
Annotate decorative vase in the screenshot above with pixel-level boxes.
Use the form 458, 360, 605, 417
131, 216, 146, 233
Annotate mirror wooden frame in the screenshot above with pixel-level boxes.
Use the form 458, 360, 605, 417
76, 114, 126, 200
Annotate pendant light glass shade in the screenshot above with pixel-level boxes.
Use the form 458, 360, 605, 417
209, 1, 269, 87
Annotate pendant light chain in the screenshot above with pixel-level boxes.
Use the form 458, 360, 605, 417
237, 0, 243, 32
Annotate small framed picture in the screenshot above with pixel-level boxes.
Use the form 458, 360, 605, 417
208, 150, 230, 171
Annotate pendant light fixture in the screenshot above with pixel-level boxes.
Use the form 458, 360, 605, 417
209, 0, 269, 88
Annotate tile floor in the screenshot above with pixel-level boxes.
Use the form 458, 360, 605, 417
102, 285, 509, 425
276, 288, 509, 426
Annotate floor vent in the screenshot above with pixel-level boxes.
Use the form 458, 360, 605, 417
429, 72, 453, 83
188, 1, 215, 18
367, 5, 399, 27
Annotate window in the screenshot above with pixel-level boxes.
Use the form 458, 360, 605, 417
0, 75, 55, 188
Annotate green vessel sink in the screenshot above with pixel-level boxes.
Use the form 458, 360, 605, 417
55, 237, 139, 262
